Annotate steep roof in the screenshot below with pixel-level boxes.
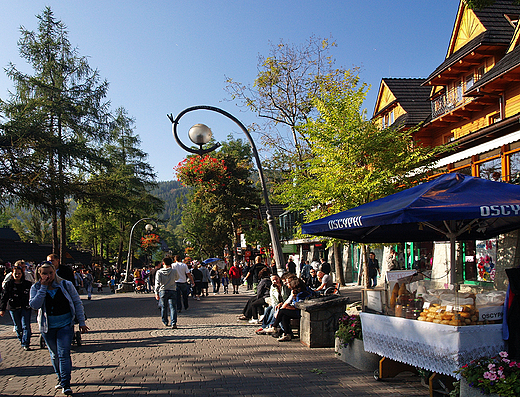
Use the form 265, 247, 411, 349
373, 78, 431, 126
466, 21, 520, 94
466, 44, 520, 94
424, 0, 520, 86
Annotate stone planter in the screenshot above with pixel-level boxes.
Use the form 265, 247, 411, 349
295, 295, 350, 348
459, 378, 500, 397
335, 337, 381, 372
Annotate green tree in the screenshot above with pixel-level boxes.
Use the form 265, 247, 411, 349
226, 36, 348, 169
175, 136, 262, 259
277, 72, 446, 286
69, 107, 163, 269
8, 206, 53, 244
0, 7, 110, 261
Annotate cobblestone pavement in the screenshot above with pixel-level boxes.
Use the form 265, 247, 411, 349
0, 286, 429, 397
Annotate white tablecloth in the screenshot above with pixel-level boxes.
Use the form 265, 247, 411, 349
360, 312, 505, 377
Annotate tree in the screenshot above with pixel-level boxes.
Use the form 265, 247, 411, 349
276, 72, 446, 286
226, 36, 348, 169
69, 107, 163, 270
0, 7, 110, 261
8, 207, 52, 244
175, 136, 262, 259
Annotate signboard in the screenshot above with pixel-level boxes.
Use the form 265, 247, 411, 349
366, 289, 383, 313
478, 306, 503, 322
386, 270, 417, 282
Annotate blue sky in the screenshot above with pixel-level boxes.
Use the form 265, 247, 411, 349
0, 1, 460, 181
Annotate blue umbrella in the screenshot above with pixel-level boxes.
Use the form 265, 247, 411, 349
302, 173, 520, 283
203, 258, 222, 264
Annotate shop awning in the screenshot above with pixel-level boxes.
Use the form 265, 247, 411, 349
301, 173, 520, 284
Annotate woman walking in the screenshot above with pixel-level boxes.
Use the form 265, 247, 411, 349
30, 261, 89, 395
0, 264, 33, 350
210, 265, 221, 294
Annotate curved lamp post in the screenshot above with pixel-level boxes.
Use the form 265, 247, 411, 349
118, 218, 156, 292
167, 105, 285, 271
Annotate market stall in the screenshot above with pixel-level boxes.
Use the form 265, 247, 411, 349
360, 312, 504, 378
301, 173, 520, 381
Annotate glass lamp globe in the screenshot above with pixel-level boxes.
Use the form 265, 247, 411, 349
145, 224, 154, 233
188, 123, 212, 145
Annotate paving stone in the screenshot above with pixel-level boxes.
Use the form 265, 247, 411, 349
0, 286, 429, 396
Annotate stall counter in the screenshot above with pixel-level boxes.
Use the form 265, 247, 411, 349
360, 312, 505, 378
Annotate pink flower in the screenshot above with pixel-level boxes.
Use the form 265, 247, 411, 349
483, 371, 497, 381
499, 351, 508, 358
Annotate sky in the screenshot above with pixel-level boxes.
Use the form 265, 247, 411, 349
0, 1, 460, 182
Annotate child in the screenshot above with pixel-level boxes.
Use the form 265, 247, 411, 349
221, 272, 229, 294
96, 280, 103, 292
108, 276, 116, 293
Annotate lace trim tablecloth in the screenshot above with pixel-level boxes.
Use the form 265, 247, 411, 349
360, 312, 505, 377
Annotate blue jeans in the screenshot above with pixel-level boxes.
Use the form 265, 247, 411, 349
261, 306, 275, 329
160, 290, 177, 326
176, 282, 189, 310
370, 275, 378, 288
211, 279, 220, 293
9, 308, 32, 347
42, 324, 74, 388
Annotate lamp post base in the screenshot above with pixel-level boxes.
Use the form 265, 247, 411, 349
115, 282, 134, 293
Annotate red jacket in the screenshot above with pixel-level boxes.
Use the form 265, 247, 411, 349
229, 265, 242, 279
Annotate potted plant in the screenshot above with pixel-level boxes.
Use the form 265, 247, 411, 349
336, 314, 363, 348
335, 314, 380, 371
453, 351, 520, 397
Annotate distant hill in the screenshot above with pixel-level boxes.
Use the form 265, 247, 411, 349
151, 180, 189, 226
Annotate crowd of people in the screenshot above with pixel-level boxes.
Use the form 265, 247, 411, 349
235, 255, 335, 342
0, 253, 335, 393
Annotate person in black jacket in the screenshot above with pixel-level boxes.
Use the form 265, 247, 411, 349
238, 268, 272, 323
0, 265, 33, 350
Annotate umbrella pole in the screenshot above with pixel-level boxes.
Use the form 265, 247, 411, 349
450, 236, 456, 286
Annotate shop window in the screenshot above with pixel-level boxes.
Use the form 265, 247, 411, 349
478, 157, 501, 181
509, 151, 520, 181
476, 239, 496, 282
464, 240, 477, 282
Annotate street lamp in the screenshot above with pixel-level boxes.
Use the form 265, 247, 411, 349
117, 217, 156, 292
167, 105, 285, 272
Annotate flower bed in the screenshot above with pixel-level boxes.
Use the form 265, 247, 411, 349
335, 314, 362, 347
456, 351, 520, 397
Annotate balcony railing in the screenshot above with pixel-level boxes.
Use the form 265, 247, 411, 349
431, 82, 476, 119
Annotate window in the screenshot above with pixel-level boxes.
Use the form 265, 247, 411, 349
465, 74, 474, 91
509, 151, 520, 181
476, 66, 485, 81
456, 80, 463, 102
488, 112, 501, 125
479, 157, 502, 181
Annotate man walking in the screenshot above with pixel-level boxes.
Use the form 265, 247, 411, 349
172, 255, 194, 312
155, 257, 179, 329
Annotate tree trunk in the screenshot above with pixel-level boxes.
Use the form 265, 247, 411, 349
59, 207, 66, 265
116, 238, 124, 273
333, 242, 345, 285
51, 207, 59, 255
